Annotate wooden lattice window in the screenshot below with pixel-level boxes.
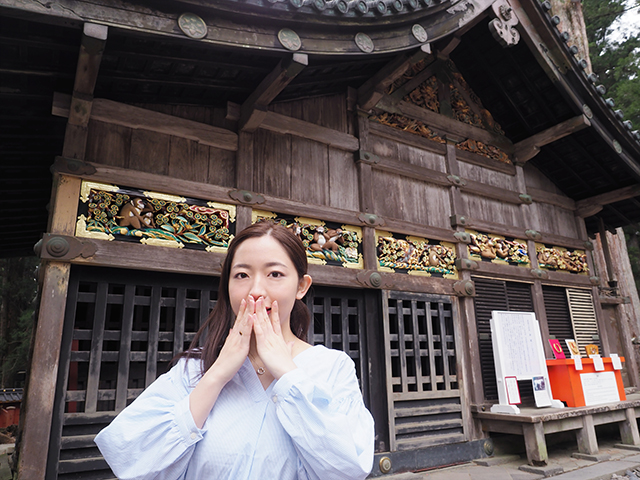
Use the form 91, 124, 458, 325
47, 266, 218, 480
305, 286, 368, 397
383, 291, 465, 451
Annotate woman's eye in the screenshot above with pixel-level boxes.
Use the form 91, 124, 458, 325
269, 271, 283, 278
234, 272, 248, 279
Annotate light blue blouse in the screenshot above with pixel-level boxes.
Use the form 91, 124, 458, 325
94, 345, 375, 480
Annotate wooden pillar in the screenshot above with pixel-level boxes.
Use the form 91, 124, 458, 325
235, 130, 254, 231
18, 22, 106, 480
355, 112, 377, 271
444, 138, 480, 438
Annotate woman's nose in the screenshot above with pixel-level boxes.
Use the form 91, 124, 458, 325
248, 277, 266, 300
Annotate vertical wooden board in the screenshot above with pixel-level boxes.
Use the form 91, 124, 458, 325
328, 148, 359, 211
291, 137, 329, 205
371, 170, 406, 221
461, 193, 523, 228
129, 129, 170, 175
168, 136, 209, 183
415, 182, 451, 229
253, 129, 292, 198
208, 146, 236, 188
85, 120, 131, 168
523, 163, 565, 194
397, 143, 447, 172
457, 161, 518, 190
371, 135, 399, 160
172, 104, 207, 124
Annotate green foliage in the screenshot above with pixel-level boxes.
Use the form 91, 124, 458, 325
583, 0, 640, 129
0, 257, 39, 388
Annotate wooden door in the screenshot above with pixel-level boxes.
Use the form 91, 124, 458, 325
382, 291, 466, 451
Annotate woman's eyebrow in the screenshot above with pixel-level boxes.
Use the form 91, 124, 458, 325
231, 262, 289, 269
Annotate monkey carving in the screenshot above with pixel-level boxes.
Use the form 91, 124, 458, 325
117, 198, 152, 230
309, 226, 343, 252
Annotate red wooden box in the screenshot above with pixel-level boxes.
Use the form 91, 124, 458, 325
546, 357, 625, 407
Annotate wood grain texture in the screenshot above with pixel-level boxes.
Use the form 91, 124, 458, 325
461, 193, 524, 229
208, 146, 236, 188
168, 136, 209, 183
260, 111, 359, 151
129, 129, 170, 175
85, 120, 131, 168
291, 137, 329, 205
253, 128, 292, 199
18, 262, 71, 480
328, 148, 359, 211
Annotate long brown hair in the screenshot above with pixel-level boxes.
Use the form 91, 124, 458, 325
182, 221, 311, 374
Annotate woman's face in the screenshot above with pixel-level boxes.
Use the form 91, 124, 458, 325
228, 234, 311, 325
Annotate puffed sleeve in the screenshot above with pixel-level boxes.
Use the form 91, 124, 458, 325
271, 350, 375, 480
94, 359, 206, 480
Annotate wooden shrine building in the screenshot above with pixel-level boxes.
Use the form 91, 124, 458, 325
2, 0, 640, 478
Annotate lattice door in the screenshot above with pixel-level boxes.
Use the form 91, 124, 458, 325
305, 286, 368, 398
383, 291, 466, 451
46, 266, 218, 480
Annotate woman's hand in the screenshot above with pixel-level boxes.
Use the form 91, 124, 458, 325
189, 298, 253, 428
252, 298, 298, 379
210, 297, 254, 384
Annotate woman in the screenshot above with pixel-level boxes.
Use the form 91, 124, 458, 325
95, 221, 375, 480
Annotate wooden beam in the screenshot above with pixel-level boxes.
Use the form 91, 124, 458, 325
575, 184, 640, 217
53, 93, 238, 151
240, 53, 308, 132
259, 111, 360, 151
63, 22, 108, 160
357, 44, 432, 111
513, 115, 591, 165
375, 94, 514, 153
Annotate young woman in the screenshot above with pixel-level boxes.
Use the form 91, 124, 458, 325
95, 221, 375, 480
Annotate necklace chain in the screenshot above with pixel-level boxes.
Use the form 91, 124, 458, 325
249, 354, 266, 375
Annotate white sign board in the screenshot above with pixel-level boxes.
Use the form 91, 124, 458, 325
490, 311, 560, 412
580, 372, 620, 406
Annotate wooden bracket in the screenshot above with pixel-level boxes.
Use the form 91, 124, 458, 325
575, 184, 640, 218
228, 190, 265, 205
455, 258, 479, 270
356, 270, 384, 289
453, 231, 471, 243
513, 115, 591, 165
51, 157, 97, 176
450, 214, 468, 228
357, 44, 432, 111
447, 174, 467, 187
356, 150, 379, 165
525, 229, 542, 241
530, 268, 549, 279
453, 279, 475, 297
358, 213, 385, 227
35, 234, 96, 261
239, 53, 308, 132
519, 194, 533, 204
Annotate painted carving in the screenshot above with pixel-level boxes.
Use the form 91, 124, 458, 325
535, 244, 589, 274
376, 231, 457, 278
456, 139, 511, 164
76, 181, 235, 252
467, 230, 529, 266
371, 112, 446, 143
488, 0, 520, 47
252, 210, 363, 268
405, 75, 440, 113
